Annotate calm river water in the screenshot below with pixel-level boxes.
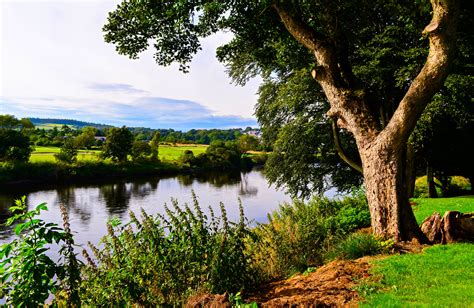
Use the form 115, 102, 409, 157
0, 169, 296, 248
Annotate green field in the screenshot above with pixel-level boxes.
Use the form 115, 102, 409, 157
31, 146, 100, 162
30, 144, 207, 162
361, 196, 474, 307
34, 123, 76, 130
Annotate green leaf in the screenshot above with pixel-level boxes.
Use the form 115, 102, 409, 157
35, 203, 48, 212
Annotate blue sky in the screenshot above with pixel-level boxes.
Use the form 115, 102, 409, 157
0, 0, 260, 130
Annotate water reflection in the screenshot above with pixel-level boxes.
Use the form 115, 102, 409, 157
0, 169, 291, 245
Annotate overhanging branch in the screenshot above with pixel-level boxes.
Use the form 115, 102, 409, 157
332, 119, 363, 173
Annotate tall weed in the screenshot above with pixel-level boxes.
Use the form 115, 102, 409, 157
250, 191, 370, 279
80, 192, 256, 306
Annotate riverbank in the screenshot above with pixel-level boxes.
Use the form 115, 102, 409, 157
0, 158, 263, 188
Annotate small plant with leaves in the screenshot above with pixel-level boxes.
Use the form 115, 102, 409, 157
0, 197, 81, 306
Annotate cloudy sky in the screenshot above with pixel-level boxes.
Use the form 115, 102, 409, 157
0, 0, 260, 130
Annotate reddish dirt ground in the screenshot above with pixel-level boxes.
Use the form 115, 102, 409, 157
187, 258, 373, 307
244, 259, 371, 307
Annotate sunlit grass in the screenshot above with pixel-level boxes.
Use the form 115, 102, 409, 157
358, 197, 474, 307
411, 196, 474, 223
361, 243, 474, 307
30, 145, 208, 162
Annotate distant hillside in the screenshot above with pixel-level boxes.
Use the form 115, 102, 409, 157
29, 118, 113, 129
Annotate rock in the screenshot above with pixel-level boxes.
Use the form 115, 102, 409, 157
420, 211, 474, 244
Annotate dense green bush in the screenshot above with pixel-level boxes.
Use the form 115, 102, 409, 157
249, 191, 370, 280
80, 193, 256, 306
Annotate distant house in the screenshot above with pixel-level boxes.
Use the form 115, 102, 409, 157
94, 136, 106, 142
245, 130, 261, 138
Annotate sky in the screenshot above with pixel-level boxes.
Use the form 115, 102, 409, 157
0, 0, 261, 130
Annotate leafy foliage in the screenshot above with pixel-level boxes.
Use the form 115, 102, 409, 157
249, 191, 370, 279
55, 137, 78, 164
0, 198, 81, 306
325, 233, 389, 261
0, 115, 33, 163
101, 126, 134, 162
80, 193, 256, 306
131, 140, 152, 162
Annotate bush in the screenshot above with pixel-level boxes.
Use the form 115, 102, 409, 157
325, 233, 387, 261
249, 191, 370, 280
80, 193, 256, 306
55, 138, 78, 164
131, 140, 152, 162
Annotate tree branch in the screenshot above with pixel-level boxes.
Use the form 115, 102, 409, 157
273, 3, 380, 142
271, 3, 328, 52
332, 119, 363, 173
381, 0, 459, 147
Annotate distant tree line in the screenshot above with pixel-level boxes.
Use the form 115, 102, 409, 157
0, 115, 262, 168
26, 119, 261, 147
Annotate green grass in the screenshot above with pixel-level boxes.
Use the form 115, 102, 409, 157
158, 144, 207, 161
34, 123, 75, 130
411, 196, 474, 224
29, 145, 208, 162
31, 146, 101, 162
361, 243, 474, 307
358, 197, 474, 307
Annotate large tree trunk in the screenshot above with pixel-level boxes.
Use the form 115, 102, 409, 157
360, 140, 427, 242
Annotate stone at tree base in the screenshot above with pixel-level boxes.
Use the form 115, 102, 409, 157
420, 211, 474, 244
420, 212, 443, 243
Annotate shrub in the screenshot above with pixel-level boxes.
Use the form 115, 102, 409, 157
55, 137, 78, 164
325, 233, 386, 261
0, 129, 32, 163
414, 175, 471, 197
80, 193, 256, 306
249, 191, 370, 280
131, 140, 152, 162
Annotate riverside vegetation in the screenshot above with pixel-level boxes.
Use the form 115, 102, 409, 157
2, 192, 473, 306
0, 191, 373, 306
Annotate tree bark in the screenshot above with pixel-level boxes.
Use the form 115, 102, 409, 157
406, 143, 416, 199
360, 141, 427, 242
427, 165, 438, 198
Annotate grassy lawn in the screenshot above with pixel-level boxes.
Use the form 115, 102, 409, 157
31, 146, 100, 162
411, 196, 474, 224
361, 243, 474, 307
30, 145, 208, 162
158, 144, 207, 161
360, 196, 474, 307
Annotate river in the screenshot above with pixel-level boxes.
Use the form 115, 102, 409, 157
0, 169, 298, 247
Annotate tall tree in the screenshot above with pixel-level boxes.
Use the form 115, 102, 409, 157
101, 126, 134, 162
103, 0, 463, 242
